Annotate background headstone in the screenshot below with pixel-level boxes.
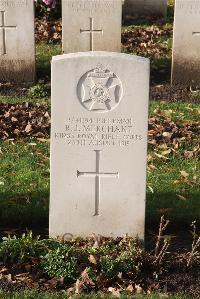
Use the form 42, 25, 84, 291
123, 0, 167, 18
50, 52, 149, 239
62, 0, 122, 53
0, 0, 35, 82
172, 0, 200, 87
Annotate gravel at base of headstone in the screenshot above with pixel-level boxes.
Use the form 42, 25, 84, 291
50, 51, 149, 239
0, 0, 35, 83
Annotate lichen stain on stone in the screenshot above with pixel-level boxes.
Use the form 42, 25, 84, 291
172, 56, 200, 88
0, 59, 35, 83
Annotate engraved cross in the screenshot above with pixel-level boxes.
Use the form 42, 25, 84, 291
80, 17, 103, 51
77, 150, 119, 216
193, 32, 200, 37
0, 11, 17, 55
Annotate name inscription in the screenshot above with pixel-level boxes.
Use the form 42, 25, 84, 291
63, 0, 120, 13
54, 116, 144, 147
0, 0, 27, 7
177, 0, 200, 14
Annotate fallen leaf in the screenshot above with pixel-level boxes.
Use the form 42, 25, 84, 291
25, 123, 32, 133
161, 149, 171, 156
88, 255, 97, 265
135, 284, 143, 294
126, 284, 134, 293
148, 185, 154, 193
180, 170, 189, 178
108, 287, 120, 297
154, 153, 169, 160
177, 194, 187, 201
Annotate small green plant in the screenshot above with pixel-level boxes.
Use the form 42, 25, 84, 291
99, 238, 142, 278
41, 244, 77, 280
0, 232, 56, 263
28, 84, 48, 99
100, 255, 118, 278
192, 90, 200, 102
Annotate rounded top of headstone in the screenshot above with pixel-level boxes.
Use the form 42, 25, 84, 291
52, 51, 150, 64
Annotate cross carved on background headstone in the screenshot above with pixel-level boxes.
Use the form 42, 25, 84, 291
0, 11, 17, 55
80, 17, 103, 51
192, 32, 200, 37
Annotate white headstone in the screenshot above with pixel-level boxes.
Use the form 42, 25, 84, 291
172, 0, 200, 87
0, 0, 35, 82
50, 52, 149, 239
123, 0, 167, 18
62, 0, 122, 53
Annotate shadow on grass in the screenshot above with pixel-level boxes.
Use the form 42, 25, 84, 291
145, 191, 200, 250
146, 191, 200, 228
151, 57, 172, 84
0, 191, 49, 229
0, 191, 199, 236
122, 49, 172, 85
167, 1, 175, 22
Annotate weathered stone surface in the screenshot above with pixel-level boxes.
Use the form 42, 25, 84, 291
50, 52, 149, 239
0, 0, 35, 82
62, 0, 122, 53
172, 0, 200, 87
123, 0, 167, 18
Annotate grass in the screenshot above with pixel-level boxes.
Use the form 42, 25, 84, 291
0, 291, 195, 299
148, 101, 200, 225
149, 102, 200, 122
36, 43, 61, 80
0, 96, 50, 105
0, 140, 49, 227
0, 2, 199, 297
147, 153, 199, 224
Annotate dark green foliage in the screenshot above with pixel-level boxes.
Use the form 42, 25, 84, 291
41, 245, 78, 280
0, 233, 143, 281
41, 238, 143, 280
98, 239, 142, 278
100, 255, 118, 278
0, 232, 57, 263
28, 84, 48, 99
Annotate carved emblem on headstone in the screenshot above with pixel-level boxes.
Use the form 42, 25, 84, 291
77, 64, 123, 112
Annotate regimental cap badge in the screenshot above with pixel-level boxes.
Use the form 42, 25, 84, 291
88, 63, 114, 79
77, 64, 123, 113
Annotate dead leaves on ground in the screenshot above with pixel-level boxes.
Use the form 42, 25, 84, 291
148, 110, 200, 168
0, 103, 50, 140
148, 114, 199, 173
35, 17, 62, 44
148, 115, 199, 149
122, 25, 172, 58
